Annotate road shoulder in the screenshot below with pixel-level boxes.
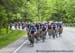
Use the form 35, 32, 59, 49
0, 35, 27, 53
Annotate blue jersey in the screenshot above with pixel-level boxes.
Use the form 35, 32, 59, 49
30, 26, 37, 32
56, 23, 62, 28
27, 24, 31, 30
52, 23, 57, 30
35, 24, 39, 30
42, 24, 46, 31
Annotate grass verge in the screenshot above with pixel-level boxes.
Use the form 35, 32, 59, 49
0, 30, 27, 48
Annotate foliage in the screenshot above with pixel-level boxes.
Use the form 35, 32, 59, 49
0, 0, 75, 33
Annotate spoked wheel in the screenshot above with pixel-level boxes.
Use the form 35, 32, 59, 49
42, 36, 45, 42
59, 28, 63, 37
30, 38, 34, 47
48, 32, 52, 39
28, 34, 34, 47
41, 31, 46, 42
59, 32, 62, 37
52, 33, 55, 39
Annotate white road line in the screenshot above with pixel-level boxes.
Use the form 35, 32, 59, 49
13, 40, 28, 53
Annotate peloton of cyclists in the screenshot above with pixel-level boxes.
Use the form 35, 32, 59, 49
26, 21, 63, 47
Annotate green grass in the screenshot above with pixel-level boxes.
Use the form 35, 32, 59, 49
0, 29, 27, 48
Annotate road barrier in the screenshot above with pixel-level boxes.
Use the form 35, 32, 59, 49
64, 23, 75, 26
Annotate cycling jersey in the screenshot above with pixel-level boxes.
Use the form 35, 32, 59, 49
42, 24, 46, 31
30, 26, 37, 33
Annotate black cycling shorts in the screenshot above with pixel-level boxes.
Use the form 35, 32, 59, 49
31, 31, 35, 34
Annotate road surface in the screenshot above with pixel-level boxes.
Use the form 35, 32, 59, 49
15, 27, 75, 53
0, 27, 75, 53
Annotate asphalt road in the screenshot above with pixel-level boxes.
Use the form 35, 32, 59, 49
15, 27, 75, 53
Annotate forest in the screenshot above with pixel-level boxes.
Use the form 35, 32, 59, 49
0, 0, 75, 32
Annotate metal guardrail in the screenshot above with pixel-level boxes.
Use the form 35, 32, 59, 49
64, 23, 75, 26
